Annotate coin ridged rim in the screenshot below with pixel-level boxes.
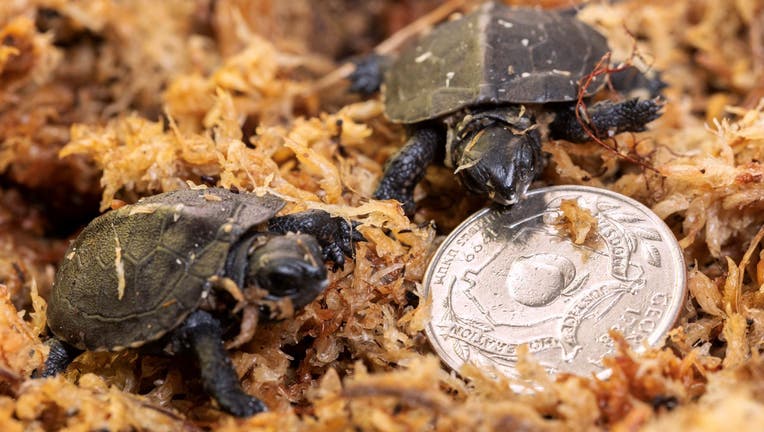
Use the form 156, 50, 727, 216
423, 185, 687, 378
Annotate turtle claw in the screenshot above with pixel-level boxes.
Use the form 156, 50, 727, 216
219, 391, 267, 417
323, 243, 346, 271
333, 216, 355, 262
268, 210, 359, 270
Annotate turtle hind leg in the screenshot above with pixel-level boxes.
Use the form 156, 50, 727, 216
38, 338, 80, 378
373, 124, 444, 217
173, 310, 266, 417
549, 98, 663, 144
348, 53, 388, 95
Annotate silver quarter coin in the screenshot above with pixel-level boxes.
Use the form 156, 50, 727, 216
424, 185, 686, 378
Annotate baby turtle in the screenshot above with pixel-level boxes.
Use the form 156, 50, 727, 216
350, 2, 663, 215
42, 187, 357, 417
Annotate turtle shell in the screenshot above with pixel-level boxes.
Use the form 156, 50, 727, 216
47, 188, 285, 351
384, 3, 609, 123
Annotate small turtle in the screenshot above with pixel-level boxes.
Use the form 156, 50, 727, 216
41, 187, 357, 417
350, 2, 664, 215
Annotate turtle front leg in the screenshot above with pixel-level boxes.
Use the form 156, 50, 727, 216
172, 310, 266, 417
373, 125, 443, 217
549, 98, 663, 143
39, 338, 81, 377
268, 211, 358, 271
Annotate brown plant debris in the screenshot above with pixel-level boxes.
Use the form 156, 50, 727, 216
555, 198, 598, 245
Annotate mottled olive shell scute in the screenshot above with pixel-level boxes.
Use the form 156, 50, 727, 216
47, 188, 285, 350
384, 3, 609, 123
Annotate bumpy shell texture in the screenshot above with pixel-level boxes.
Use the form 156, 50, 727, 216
47, 188, 285, 351
384, 2, 609, 123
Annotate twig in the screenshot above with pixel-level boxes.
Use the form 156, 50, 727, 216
309, 0, 472, 94
575, 45, 659, 173
140, 401, 205, 432
374, 0, 472, 55
0, 366, 22, 397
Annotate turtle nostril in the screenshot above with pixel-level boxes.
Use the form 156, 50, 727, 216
494, 192, 518, 206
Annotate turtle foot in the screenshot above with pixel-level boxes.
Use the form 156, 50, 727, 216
217, 389, 268, 418
38, 338, 80, 378
174, 310, 267, 417
268, 210, 357, 270
348, 53, 387, 95
550, 97, 664, 143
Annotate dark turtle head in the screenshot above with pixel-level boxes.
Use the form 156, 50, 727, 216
449, 108, 543, 205
246, 233, 328, 312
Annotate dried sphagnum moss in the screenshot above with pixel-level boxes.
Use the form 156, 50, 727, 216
2, 0, 764, 430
